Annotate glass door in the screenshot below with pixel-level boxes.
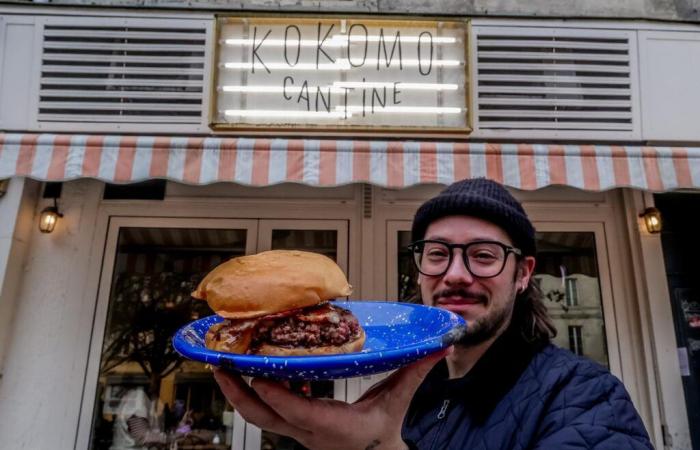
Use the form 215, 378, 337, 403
534, 229, 610, 368
236, 219, 350, 450
83, 218, 258, 450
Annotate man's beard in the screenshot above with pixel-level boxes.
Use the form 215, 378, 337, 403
437, 285, 517, 347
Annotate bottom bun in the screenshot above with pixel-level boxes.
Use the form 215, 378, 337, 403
254, 328, 366, 356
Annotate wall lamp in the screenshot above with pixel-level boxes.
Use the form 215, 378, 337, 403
0, 179, 9, 198
640, 207, 662, 234
40, 183, 63, 233
39, 198, 63, 233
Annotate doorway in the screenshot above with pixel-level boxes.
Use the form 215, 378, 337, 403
81, 217, 349, 450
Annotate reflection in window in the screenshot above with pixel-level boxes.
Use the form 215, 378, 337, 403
565, 278, 579, 307
397, 231, 420, 302
569, 326, 584, 356
535, 232, 608, 367
393, 230, 609, 366
271, 229, 338, 261
90, 227, 247, 450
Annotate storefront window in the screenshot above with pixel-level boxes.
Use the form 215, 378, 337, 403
535, 232, 609, 367
90, 227, 248, 450
395, 230, 609, 367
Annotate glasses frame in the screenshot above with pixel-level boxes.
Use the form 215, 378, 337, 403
407, 239, 523, 278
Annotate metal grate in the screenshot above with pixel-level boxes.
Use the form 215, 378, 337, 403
474, 30, 633, 131
363, 184, 373, 219
38, 23, 207, 123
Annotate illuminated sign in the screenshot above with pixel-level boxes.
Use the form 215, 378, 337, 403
213, 17, 469, 132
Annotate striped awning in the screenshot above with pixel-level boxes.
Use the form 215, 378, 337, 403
1, 133, 699, 191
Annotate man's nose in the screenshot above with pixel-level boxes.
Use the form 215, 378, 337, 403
443, 250, 475, 285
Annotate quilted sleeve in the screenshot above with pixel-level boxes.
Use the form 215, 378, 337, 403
531, 360, 653, 450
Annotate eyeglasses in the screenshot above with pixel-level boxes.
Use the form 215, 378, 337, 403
408, 239, 522, 278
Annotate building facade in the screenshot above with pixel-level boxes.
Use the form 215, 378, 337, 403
1, 2, 699, 449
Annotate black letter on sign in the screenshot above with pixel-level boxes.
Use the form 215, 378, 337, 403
284, 25, 301, 67
377, 29, 402, 70
371, 87, 386, 113
316, 86, 331, 113
297, 80, 310, 111
393, 82, 402, 104
251, 27, 271, 74
417, 31, 433, 76
348, 23, 368, 68
283, 76, 294, 100
316, 23, 336, 68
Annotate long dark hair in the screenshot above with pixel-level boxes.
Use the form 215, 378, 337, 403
512, 277, 557, 344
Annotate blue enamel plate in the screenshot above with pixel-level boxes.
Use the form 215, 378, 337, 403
172, 301, 467, 380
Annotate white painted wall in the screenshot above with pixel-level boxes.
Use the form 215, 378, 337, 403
0, 15, 37, 131
2, 8, 700, 143
620, 189, 692, 450
0, 178, 38, 374
639, 30, 700, 142
0, 179, 104, 450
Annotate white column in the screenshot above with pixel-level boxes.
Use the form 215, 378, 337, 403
0, 179, 103, 450
0, 178, 38, 374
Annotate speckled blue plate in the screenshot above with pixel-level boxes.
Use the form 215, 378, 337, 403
172, 301, 467, 380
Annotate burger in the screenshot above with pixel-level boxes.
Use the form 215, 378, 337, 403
191, 250, 366, 356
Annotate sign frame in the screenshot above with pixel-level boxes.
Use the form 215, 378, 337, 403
209, 15, 473, 136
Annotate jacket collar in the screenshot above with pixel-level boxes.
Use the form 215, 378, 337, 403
414, 321, 545, 423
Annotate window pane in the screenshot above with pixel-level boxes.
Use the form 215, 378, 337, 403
535, 232, 609, 367
398, 231, 419, 302
568, 325, 584, 356
396, 230, 608, 366
90, 227, 248, 450
565, 278, 579, 307
271, 229, 337, 261
262, 229, 338, 450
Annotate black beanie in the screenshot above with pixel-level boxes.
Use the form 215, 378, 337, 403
411, 178, 536, 256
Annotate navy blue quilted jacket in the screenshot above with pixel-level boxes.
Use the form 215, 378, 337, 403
402, 325, 653, 450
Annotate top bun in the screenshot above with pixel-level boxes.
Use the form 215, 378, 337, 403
192, 250, 353, 319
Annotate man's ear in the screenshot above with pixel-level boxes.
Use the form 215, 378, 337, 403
517, 256, 536, 288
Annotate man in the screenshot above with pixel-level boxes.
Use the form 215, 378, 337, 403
110, 386, 167, 450
213, 178, 653, 450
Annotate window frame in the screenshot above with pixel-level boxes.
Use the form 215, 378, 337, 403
568, 325, 584, 355
565, 277, 579, 307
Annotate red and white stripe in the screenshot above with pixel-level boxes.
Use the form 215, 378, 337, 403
1, 133, 699, 191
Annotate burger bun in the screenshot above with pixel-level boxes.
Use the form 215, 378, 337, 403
191, 250, 353, 319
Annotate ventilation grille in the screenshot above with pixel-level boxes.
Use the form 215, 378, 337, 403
39, 24, 206, 123
475, 30, 633, 131
363, 184, 373, 219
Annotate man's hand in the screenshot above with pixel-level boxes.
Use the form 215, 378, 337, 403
213, 347, 451, 450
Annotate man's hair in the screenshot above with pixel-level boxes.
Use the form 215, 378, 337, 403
512, 275, 557, 344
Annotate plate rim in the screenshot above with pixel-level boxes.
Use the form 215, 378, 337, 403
172, 300, 466, 375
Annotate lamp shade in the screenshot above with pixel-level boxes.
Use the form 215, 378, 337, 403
641, 207, 662, 234
39, 206, 62, 233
